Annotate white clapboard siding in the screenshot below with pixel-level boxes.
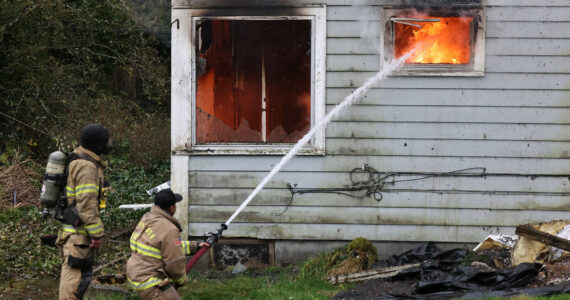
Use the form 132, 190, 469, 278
189, 156, 570, 175
175, 0, 570, 245
328, 106, 570, 124
189, 171, 570, 192
326, 73, 570, 89
326, 89, 570, 106
485, 38, 570, 56
189, 205, 570, 227
189, 188, 570, 210
326, 122, 570, 141
487, 21, 570, 39
188, 223, 516, 243
326, 139, 570, 157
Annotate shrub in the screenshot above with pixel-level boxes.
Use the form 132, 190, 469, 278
0, 0, 171, 165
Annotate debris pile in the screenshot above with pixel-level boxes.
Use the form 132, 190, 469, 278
332, 220, 570, 299
327, 237, 378, 277
0, 157, 41, 209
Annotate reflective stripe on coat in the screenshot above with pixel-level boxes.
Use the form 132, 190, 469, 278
126, 206, 197, 289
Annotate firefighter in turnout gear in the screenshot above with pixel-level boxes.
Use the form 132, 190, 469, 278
56, 124, 112, 299
127, 189, 208, 300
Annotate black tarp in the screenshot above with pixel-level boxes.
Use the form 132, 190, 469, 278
334, 243, 569, 300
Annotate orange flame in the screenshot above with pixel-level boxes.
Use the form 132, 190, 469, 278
395, 15, 473, 64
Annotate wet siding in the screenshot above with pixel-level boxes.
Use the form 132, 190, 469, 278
173, 0, 570, 242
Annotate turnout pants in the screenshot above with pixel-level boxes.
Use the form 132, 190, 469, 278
135, 285, 181, 300
57, 233, 95, 300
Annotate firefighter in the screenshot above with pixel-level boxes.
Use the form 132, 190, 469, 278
126, 189, 208, 300
56, 124, 112, 300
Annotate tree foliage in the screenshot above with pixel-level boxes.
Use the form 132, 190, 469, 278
0, 0, 171, 165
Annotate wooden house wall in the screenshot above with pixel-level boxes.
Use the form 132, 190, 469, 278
172, 0, 570, 244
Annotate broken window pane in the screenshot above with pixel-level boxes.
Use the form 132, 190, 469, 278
195, 20, 311, 144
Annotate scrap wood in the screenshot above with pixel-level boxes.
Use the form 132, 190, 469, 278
110, 226, 135, 239
93, 254, 129, 274
515, 224, 570, 252
96, 273, 126, 284
327, 263, 421, 285
90, 283, 128, 294
474, 234, 518, 251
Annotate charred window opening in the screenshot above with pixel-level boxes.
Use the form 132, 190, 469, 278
195, 20, 311, 144
383, 6, 484, 76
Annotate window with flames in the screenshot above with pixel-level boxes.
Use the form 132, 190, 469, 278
382, 7, 485, 76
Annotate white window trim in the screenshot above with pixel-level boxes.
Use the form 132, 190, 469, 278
172, 6, 326, 155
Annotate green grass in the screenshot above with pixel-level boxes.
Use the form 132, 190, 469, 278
0, 207, 61, 280
178, 266, 352, 300
177, 250, 355, 300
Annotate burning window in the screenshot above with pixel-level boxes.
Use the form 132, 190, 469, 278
382, 7, 484, 76
196, 20, 311, 144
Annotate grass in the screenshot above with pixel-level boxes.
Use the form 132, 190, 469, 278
0, 206, 61, 280
84, 263, 353, 300
179, 266, 350, 300
84, 248, 355, 299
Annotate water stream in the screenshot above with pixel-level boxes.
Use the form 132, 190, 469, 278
224, 51, 415, 226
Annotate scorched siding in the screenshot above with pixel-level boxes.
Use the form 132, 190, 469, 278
174, 0, 570, 244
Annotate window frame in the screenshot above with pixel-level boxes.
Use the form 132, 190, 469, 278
187, 7, 326, 155
381, 7, 485, 77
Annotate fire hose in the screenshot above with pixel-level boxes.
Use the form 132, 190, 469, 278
184, 52, 417, 273
185, 224, 226, 272
185, 185, 256, 273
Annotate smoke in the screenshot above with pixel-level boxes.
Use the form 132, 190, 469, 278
351, 5, 382, 55
402, 0, 482, 7
401, 0, 482, 16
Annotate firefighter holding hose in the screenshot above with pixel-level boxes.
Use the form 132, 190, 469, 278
126, 189, 208, 299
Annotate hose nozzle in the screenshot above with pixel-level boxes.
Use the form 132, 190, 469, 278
204, 223, 227, 246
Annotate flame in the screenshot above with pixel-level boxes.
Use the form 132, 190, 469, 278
395, 15, 473, 64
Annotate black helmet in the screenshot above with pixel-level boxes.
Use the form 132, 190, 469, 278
80, 124, 112, 155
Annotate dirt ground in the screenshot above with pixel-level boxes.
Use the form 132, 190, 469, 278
332, 249, 570, 300
0, 278, 59, 300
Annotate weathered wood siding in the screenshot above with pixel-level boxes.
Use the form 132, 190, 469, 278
173, 0, 570, 243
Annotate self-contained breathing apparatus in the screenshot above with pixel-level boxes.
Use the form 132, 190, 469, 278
40, 151, 106, 225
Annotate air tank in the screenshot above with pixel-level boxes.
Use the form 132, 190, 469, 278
40, 151, 67, 208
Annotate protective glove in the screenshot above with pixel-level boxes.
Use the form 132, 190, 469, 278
89, 238, 102, 249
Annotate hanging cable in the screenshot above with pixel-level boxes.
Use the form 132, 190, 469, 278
276, 165, 486, 216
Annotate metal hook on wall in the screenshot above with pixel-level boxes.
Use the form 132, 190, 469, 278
172, 19, 179, 29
